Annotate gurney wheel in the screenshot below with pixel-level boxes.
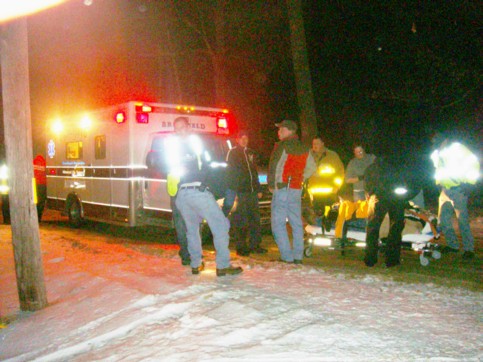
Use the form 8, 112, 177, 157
304, 246, 313, 257
419, 254, 430, 266
432, 250, 441, 260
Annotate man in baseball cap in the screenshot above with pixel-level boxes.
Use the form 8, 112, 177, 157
268, 119, 315, 264
275, 120, 298, 132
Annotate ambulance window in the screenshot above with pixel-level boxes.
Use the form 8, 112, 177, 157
145, 136, 168, 178
66, 141, 83, 159
203, 136, 229, 161
94, 135, 106, 159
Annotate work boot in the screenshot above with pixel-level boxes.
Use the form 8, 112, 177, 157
385, 259, 400, 268
293, 259, 303, 265
191, 262, 205, 275
364, 257, 377, 267
216, 266, 243, 277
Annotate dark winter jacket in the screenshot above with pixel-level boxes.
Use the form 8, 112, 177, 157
364, 157, 423, 203
225, 146, 261, 193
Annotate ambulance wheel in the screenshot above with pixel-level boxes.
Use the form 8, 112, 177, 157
68, 200, 83, 228
304, 246, 313, 257
419, 254, 429, 266
432, 250, 441, 260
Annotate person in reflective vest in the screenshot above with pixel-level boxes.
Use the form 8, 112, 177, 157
165, 117, 191, 266
33, 154, 47, 222
0, 164, 9, 224
431, 134, 480, 260
169, 117, 242, 276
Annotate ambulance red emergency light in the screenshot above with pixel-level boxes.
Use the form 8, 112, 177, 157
45, 101, 236, 227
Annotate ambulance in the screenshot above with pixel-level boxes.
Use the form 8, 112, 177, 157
45, 101, 270, 228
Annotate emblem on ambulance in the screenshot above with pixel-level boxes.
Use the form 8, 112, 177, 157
47, 140, 56, 159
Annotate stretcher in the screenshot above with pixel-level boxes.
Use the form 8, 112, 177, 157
304, 199, 441, 266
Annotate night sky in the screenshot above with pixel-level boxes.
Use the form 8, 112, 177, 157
1, 1, 481, 182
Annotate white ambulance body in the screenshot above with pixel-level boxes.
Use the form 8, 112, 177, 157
45, 101, 243, 227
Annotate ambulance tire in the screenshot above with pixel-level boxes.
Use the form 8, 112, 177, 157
68, 200, 83, 228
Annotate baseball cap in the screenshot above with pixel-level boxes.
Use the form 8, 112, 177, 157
275, 120, 298, 131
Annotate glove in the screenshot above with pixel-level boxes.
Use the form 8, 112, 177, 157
358, 175, 365, 181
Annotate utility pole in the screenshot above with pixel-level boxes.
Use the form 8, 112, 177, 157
0, 19, 48, 311
286, 0, 318, 144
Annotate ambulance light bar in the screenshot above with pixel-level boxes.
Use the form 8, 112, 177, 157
135, 105, 153, 113
176, 105, 195, 112
217, 116, 229, 135
115, 112, 126, 124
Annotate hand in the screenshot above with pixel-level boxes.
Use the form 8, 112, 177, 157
257, 192, 263, 199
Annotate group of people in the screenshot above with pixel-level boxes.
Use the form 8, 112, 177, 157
269, 121, 479, 267
168, 116, 479, 276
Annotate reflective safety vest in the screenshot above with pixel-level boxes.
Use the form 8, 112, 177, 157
0, 165, 8, 195
165, 134, 204, 197
167, 173, 180, 197
431, 142, 480, 189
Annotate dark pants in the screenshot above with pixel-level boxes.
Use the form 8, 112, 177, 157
1, 194, 10, 224
36, 184, 47, 222
170, 196, 190, 262
365, 196, 405, 267
232, 192, 261, 252
222, 188, 236, 217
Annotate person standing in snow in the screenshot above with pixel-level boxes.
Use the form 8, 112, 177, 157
225, 130, 266, 257
171, 117, 242, 277
164, 117, 191, 266
430, 133, 480, 260
268, 120, 316, 264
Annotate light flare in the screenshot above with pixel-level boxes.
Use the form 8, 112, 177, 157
0, 0, 69, 23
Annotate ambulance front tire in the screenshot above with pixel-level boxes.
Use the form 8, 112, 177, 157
68, 200, 83, 228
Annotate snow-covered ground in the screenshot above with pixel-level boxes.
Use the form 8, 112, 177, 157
0, 217, 482, 361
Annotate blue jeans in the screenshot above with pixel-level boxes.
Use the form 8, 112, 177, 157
176, 188, 231, 268
271, 188, 303, 261
439, 187, 474, 252
170, 196, 190, 262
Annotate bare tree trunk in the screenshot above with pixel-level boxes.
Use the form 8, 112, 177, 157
0, 19, 47, 311
159, 1, 183, 102
212, 0, 227, 106
286, 0, 318, 144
